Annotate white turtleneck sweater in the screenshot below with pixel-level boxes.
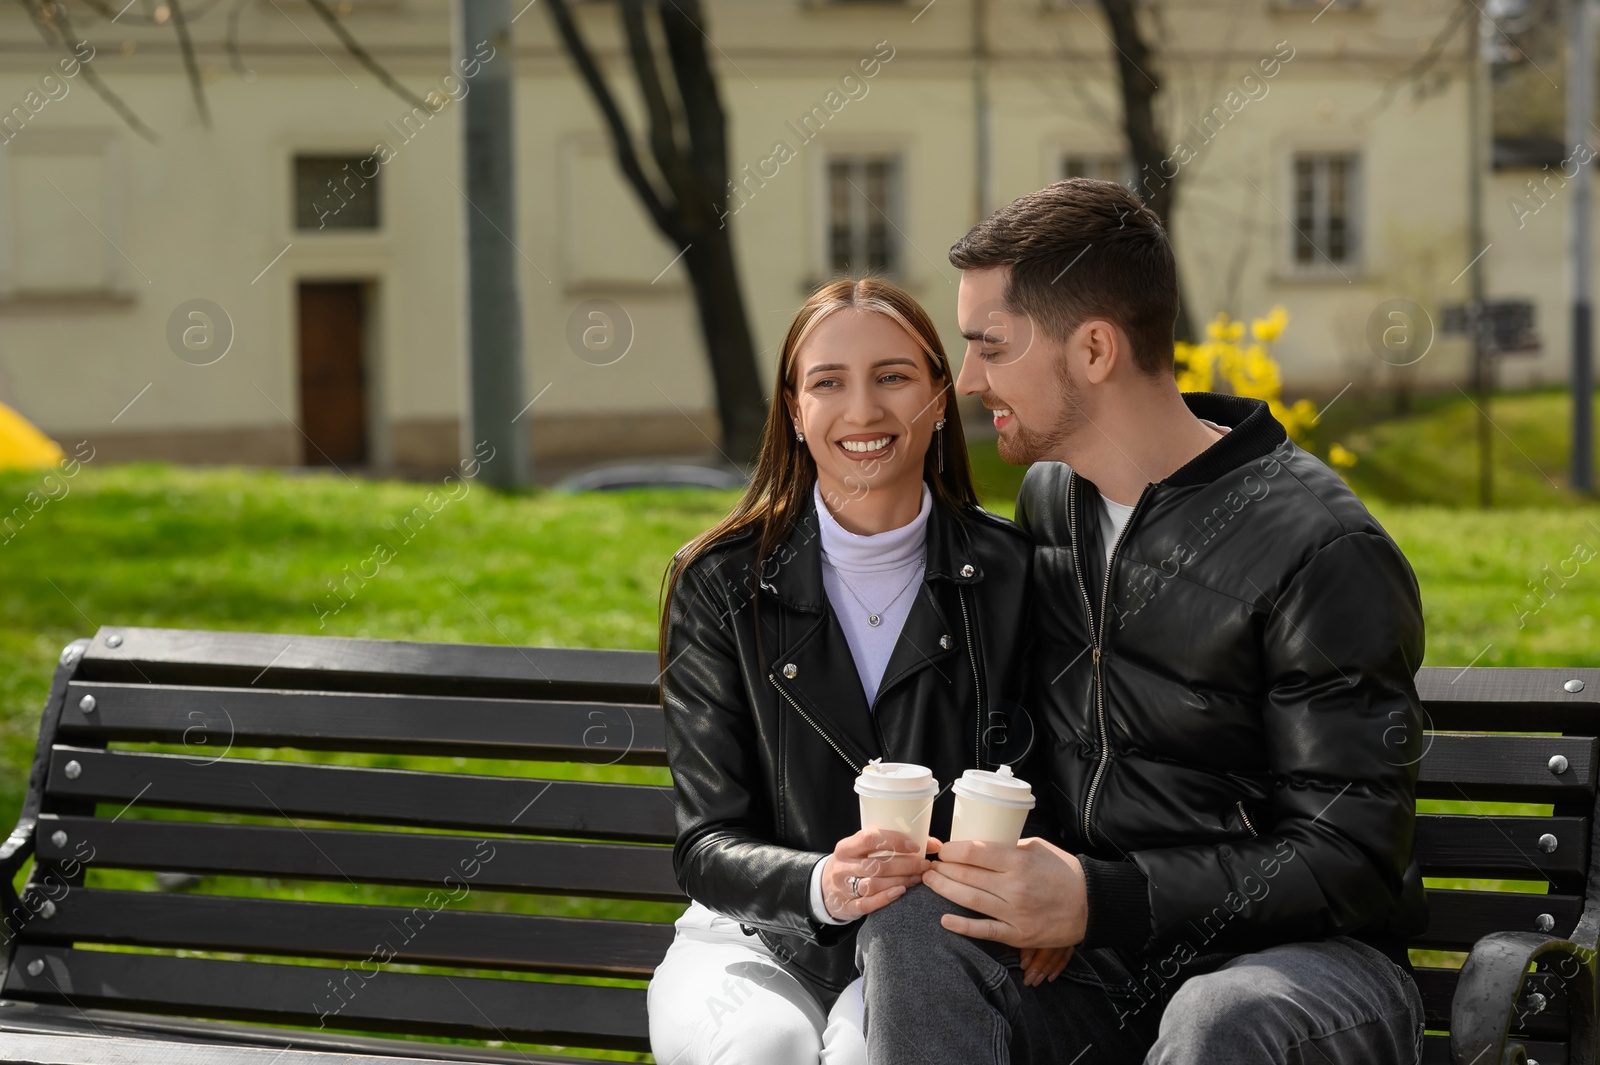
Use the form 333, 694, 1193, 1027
814, 479, 932, 707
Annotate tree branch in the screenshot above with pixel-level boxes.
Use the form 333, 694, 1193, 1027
545, 0, 681, 239
169, 0, 212, 127
1352, 4, 1471, 123
13, 0, 160, 143
302, 0, 429, 111
225, 0, 255, 79
656, 0, 730, 223
619, 0, 688, 198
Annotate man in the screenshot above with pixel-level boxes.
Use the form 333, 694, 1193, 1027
854, 179, 1429, 1064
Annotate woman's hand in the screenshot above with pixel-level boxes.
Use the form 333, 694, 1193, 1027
1017, 945, 1074, 986
821, 828, 932, 921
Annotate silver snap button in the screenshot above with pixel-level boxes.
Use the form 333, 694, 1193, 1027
1549, 754, 1569, 775
49, 830, 67, 848
62, 760, 81, 780
25, 959, 42, 977
959, 564, 975, 578
1564, 678, 1585, 693
58, 645, 79, 666
939, 635, 952, 650
782, 663, 798, 679
78, 694, 96, 714
1539, 833, 1559, 853
1536, 912, 1555, 932
38, 900, 55, 919
1526, 991, 1548, 1014
105, 634, 123, 648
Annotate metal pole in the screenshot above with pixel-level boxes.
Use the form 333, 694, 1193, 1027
1468, 0, 1492, 508
1572, 0, 1596, 493
457, 0, 529, 488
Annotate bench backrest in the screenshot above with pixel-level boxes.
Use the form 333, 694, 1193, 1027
1, 628, 1596, 1064
1410, 667, 1599, 1065
1, 627, 682, 1060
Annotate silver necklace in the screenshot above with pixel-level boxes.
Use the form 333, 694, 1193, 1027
821, 553, 925, 627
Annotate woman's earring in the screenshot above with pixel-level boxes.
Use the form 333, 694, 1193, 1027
794, 423, 805, 443
934, 419, 945, 472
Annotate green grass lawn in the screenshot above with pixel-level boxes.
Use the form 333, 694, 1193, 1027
0, 390, 1597, 1059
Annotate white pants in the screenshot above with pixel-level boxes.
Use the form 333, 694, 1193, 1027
647, 900, 868, 1065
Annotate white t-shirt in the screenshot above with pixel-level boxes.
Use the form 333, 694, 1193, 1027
1096, 417, 1230, 565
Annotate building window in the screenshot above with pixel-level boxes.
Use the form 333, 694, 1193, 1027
1291, 152, 1359, 268
1060, 153, 1133, 186
295, 154, 380, 231
827, 156, 900, 277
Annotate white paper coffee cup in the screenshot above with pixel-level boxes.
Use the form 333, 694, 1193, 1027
855, 759, 939, 857
949, 764, 1036, 845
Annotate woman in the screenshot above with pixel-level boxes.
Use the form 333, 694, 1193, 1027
648, 278, 1056, 1063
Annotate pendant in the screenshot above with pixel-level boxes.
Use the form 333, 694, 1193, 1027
868, 614, 881, 627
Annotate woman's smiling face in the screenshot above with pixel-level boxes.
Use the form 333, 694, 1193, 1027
786, 308, 945, 514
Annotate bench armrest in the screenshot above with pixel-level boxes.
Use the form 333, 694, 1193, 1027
1450, 930, 1596, 1065
0, 818, 34, 906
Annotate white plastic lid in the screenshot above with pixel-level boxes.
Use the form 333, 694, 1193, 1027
951, 764, 1036, 809
853, 758, 939, 799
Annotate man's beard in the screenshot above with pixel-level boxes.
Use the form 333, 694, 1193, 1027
994, 356, 1087, 465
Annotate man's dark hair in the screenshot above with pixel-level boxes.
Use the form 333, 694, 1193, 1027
949, 178, 1179, 376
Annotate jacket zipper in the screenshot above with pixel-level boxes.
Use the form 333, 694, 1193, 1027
1237, 800, 1259, 837
769, 673, 862, 774
958, 584, 983, 768
1067, 470, 1152, 845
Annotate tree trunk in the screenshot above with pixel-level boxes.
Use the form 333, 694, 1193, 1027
681, 235, 767, 465
1097, 0, 1196, 344
547, 0, 767, 467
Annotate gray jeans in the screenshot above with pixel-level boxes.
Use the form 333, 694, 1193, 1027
856, 885, 1425, 1065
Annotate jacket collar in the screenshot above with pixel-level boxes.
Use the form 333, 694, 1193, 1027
1161, 392, 1289, 487
758, 481, 984, 615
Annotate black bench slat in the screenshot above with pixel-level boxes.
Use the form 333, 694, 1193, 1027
1415, 814, 1589, 878
1415, 888, 1582, 949
1417, 666, 1600, 732
43, 746, 677, 843
74, 628, 662, 704
1422, 1033, 1567, 1064
0, 1000, 621, 1065
1415, 966, 1569, 1037
31, 889, 673, 978
3, 947, 651, 1052
58, 682, 667, 766
1416, 734, 1598, 802
35, 815, 685, 901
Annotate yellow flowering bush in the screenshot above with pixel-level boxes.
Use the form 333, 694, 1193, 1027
1175, 305, 1353, 466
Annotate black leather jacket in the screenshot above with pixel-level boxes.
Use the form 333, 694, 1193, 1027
661, 487, 1035, 994
1017, 391, 1430, 971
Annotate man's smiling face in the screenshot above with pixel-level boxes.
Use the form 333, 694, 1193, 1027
954, 266, 1086, 466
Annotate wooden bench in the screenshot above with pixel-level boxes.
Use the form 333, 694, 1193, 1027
0, 626, 1594, 1064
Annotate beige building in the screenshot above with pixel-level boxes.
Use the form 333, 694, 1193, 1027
0, 0, 1573, 476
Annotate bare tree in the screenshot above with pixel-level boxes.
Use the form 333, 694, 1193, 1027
17, 0, 766, 465
545, 0, 764, 465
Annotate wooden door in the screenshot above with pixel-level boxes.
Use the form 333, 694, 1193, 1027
296, 282, 368, 467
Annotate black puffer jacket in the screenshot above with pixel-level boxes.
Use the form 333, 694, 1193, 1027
1016, 391, 1429, 970
661, 486, 1037, 994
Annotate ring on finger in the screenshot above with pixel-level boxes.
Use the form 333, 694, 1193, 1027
848, 875, 862, 898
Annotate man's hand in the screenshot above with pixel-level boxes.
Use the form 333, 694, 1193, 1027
922, 835, 1088, 950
